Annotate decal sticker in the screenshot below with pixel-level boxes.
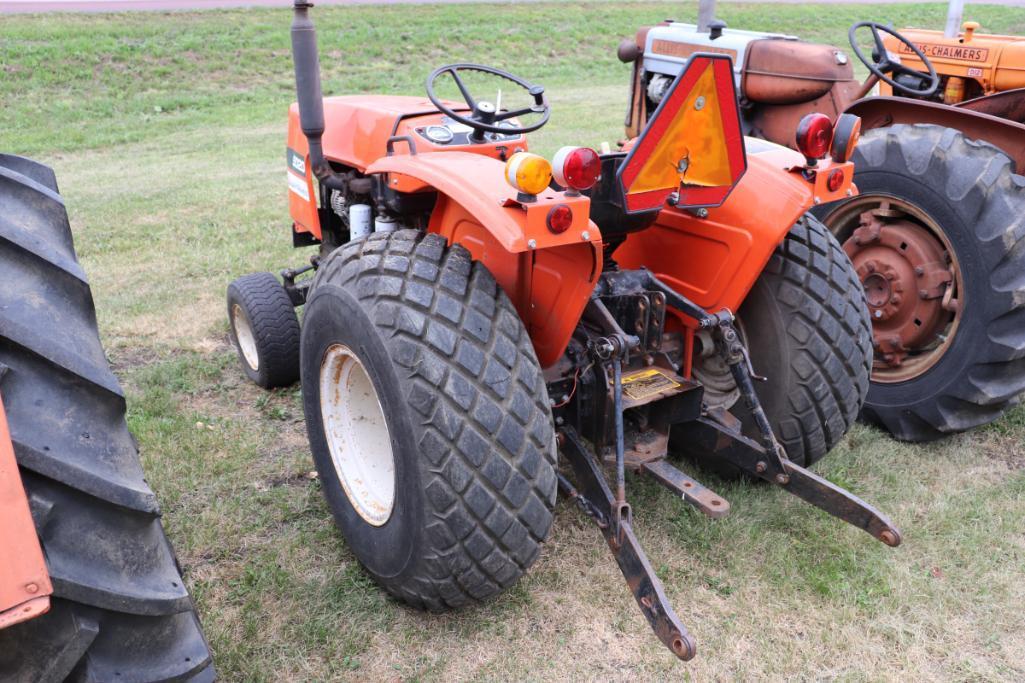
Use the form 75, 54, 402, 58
287, 171, 309, 201
898, 42, 989, 62
651, 39, 737, 61
622, 368, 681, 401
287, 148, 307, 177
968, 67, 984, 77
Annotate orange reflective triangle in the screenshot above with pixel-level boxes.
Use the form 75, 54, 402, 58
618, 54, 747, 213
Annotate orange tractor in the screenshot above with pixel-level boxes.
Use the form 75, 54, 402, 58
0, 156, 213, 679
619, 12, 1025, 441
226, 0, 901, 661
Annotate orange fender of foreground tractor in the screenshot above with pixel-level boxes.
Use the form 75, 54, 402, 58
367, 152, 604, 368
616, 144, 856, 375
0, 395, 52, 630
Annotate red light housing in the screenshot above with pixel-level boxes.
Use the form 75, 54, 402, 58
552, 146, 601, 193
826, 168, 845, 192
546, 204, 573, 234
795, 113, 833, 163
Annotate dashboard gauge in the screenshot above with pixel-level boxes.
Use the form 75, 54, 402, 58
424, 125, 454, 143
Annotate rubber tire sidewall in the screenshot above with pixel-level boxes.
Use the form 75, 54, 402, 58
301, 281, 422, 581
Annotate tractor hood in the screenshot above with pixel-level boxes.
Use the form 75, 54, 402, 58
290, 95, 468, 171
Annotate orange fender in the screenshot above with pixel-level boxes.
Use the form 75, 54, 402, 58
0, 395, 51, 630
367, 152, 604, 367
615, 149, 853, 374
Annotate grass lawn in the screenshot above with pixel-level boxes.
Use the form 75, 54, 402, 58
5, 1, 1025, 680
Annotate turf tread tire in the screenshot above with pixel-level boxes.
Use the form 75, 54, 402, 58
0, 156, 213, 682
303, 230, 557, 611
740, 214, 873, 467
227, 271, 302, 389
822, 124, 1025, 441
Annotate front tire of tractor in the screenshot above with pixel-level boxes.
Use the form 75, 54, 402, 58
301, 230, 558, 610
227, 272, 301, 389
816, 124, 1025, 441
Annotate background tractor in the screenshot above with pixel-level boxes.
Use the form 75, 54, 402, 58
226, 1, 902, 661
619, 3, 1025, 442
0, 156, 213, 680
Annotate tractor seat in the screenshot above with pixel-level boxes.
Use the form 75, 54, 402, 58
582, 153, 660, 238
742, 38, 857, 105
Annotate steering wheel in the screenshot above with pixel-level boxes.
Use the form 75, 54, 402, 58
848, 22, 940, 97
425, 63, 550, 139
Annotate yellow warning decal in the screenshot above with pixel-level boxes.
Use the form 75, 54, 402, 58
621, 368, 680, 401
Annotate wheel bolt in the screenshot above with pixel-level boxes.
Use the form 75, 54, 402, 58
915, 266, 924, 276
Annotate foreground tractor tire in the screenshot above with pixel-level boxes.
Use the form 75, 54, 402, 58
227, 271, 301, 389
0, 156, 213, 681
817, 124, 1025, 441
691, 214, 872, 469
301, 230, 558, 610
742, 214, 873, 466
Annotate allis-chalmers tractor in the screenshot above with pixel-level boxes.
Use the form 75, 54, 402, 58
619, 14, 1025, 442
226, 1, 902, 660
0, 156, 213, 679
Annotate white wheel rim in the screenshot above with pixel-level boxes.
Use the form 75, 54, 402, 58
232, 304, 260, 371
319, 344, 396, 526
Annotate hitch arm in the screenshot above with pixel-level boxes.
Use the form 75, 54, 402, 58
684, 417, 902, 546
558, 427, 698, 661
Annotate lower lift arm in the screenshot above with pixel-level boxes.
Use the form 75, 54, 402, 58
557, 267, 901, 661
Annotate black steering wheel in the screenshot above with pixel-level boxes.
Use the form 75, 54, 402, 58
425, 63, 550, 139
848, 22, 940, 98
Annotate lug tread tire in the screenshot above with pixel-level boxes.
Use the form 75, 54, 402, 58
0, 157, 213, 682
308, 230, 557, 610
745, 214, 873, 467
837, 124, 1025, 441
227, 271, 301, 389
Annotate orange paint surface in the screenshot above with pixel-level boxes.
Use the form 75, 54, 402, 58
0, 395, 51, 631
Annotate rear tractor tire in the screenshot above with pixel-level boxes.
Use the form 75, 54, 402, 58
690, 214, 873, 468
0, 155, 213, 681
301, 230, 558, 609
816, 124, 1025, 441
227, 271, 301, 389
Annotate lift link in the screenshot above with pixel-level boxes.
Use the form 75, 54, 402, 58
598, 268, 903, 547
557, 428, 697, 661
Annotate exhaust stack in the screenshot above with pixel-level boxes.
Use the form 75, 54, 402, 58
291, 0, 345, 189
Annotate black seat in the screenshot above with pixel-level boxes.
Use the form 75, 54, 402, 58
583, 153, 660, 239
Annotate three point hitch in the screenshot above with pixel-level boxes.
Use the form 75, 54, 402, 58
556, 267, 901, 661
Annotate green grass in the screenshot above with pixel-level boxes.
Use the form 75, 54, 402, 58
6, 1, 1025, 680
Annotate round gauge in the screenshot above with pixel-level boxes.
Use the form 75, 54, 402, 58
424, 125, 454, 144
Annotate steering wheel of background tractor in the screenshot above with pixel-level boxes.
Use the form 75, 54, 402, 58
426, 63, 550, 140
848, 22, 940, 97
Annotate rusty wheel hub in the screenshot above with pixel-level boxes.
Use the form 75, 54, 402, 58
839, 199, 961, 382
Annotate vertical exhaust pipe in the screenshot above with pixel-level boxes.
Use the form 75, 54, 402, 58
291, 0, 345, 189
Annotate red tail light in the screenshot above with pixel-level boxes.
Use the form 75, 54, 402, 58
795, 113, 833, 163
827, 168, 845, 192
546, 204, 573, 234
552, 146, 601, 193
